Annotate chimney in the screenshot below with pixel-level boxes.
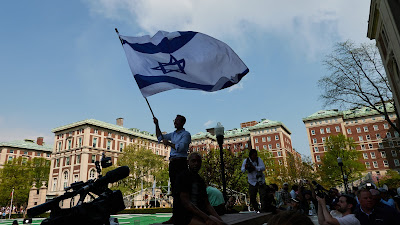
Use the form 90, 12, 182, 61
37, 137, 44, 146
116, 118, 124, 127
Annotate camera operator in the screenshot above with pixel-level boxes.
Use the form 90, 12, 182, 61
241, 149, 269, 212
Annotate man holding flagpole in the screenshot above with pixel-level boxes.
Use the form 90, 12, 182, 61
154, 115, 191, 193
154, 115, 191, 224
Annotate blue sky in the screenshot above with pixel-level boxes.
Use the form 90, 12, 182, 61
0, 0, 373, 157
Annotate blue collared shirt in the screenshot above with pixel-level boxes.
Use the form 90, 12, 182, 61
158, 128, 191, 159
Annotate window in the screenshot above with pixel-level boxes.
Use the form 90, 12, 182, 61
93, 138, 97, 148
37, 152, 41, 156
256, 146, 259, 150
58, 142, 62, 151
78, 138, 82, 148
326, 128, 331, 133
389, 141, 394, 147
278, 160, 283, 165
368, 144, 373, 149
335, 126, 340, 132
74, 175, 79, 183
91, 155, 96, 163
379, 143, 384, 149
277, 151, 282, 157
121, 135, 124, 140
276, 143, 280, 148
363, 126, 369, 132
365, 162, 371, 169
66, 157, 70, 165
94, 129, 98, 134
10, 149, 14, 154
323, 146, 327, 151
391, 150, 397, 157
263, 145, 267, 150
361, 145, 366, 150
370, 152, 376, 159
268, 144, 272, 150
267, 137, 271, 142
376, 133, 381, 139
312, 138, 317, 144
314, 147, 319, 152
262, 137, 266, 142
275, 135, 279, 140
311, 130, 315, 135
373, 125, 379, 131
316, 155, 321, 162
356, 127, 361, 133
366, 135, 371, 140
358, 136, 363, 141
108, 133, 112, 138
89, 169, 96, 179
107, 140, 111, 150
52, 178, 57, 192
8, 156, 13, 161
63, 171, 69, 188
320, 129, 325, 134
68, 140, 71, 150
373, 161, 378, 168
347, 129, 352, 134
322, 137, 326, 143
381, 151, 387, 158
394, 159, 400, 166
363, 153, 368, 159
383, 160, 389, 167
255, 138, 258, 143
384, 124, 389, 129
120, 143, 124, 151
386, 132, 392, 138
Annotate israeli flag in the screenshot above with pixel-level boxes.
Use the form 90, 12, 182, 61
119, 31, 249, 97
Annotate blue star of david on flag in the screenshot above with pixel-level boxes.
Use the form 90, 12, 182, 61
151, 54, 186, 74
119, 31, 249, 97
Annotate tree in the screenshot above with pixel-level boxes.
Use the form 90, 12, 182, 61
268, 153, 317, 186
317, 134, 365, 188
106, 141, 168, 195
378, 170, 400, 189
0, 157, 50, 207
319, 41, 400, 133
200, 149, 248, 194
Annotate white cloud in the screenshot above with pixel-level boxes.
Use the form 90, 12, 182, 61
203, 120, 215, 127
84, 0, 371, 59
228, 82, 244, 92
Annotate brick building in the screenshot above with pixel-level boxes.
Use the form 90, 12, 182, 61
37, 118, 170, 208
0, 137, 52, 168
368, 0, 400, 116
303, 103, 400, 178
190, 119, 301, 165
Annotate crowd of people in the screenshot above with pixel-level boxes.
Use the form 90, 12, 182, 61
0, 206, 25, 219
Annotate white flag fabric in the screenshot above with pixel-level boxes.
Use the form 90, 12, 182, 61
119, 31, 249, 97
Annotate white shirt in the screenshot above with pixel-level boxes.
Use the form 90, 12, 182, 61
241, 157, 266, 186
336, 214, 360, 225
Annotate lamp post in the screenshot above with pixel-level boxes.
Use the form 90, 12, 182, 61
215, 122, 227, 201
337, 157, 348, 194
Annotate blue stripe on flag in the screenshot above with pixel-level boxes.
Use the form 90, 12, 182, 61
122, 31, 197, 54
134, 68, 249, 92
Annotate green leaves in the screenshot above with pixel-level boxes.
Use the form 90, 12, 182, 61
317, 134, 364, 187
105, 141, 168, 195
0, 157, 50, 207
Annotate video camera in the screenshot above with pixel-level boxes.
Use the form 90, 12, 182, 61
27, 153, 130, 225
245, 158, 255, 173
312, 181, 329, 198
